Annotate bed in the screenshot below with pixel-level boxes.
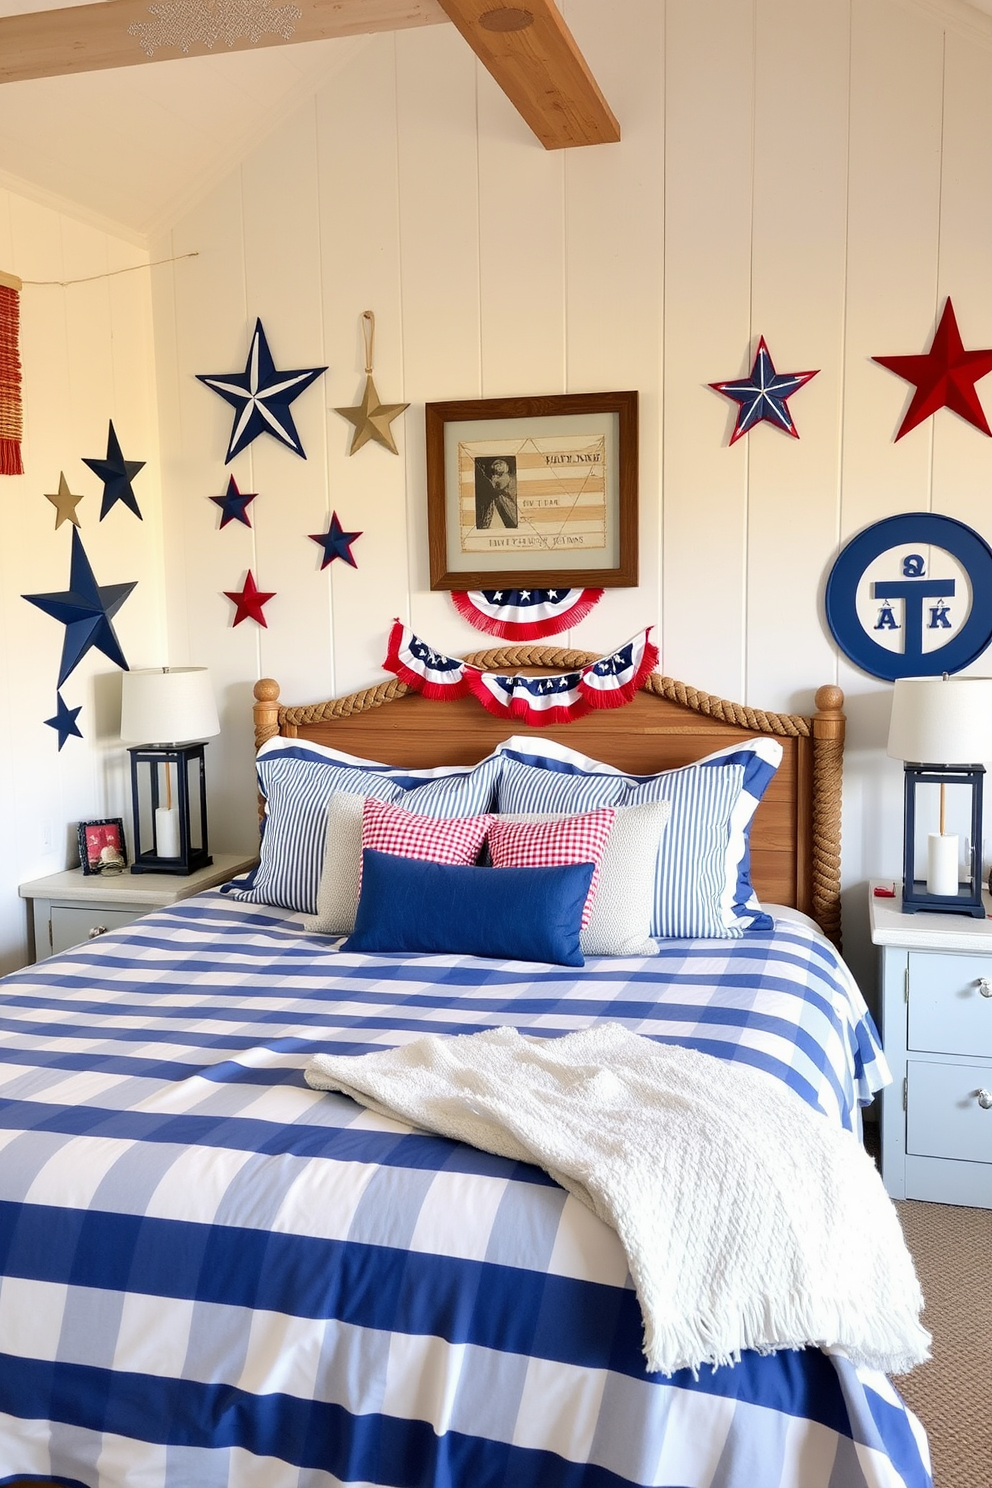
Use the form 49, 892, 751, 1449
0, 649, 931, 1488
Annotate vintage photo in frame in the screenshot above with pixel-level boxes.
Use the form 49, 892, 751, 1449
77, 818, 128, 876
425, 391, 638, 590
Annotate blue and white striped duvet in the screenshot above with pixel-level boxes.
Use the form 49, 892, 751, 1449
0, 893, 930, 1488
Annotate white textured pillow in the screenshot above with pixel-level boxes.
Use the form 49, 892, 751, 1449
303, 792, 367, 936
498, 800, 671, 956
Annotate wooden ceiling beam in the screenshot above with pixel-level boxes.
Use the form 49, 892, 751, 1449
0, 0, 619, 152
434, 0, 619, 148
0, 0, 448, 85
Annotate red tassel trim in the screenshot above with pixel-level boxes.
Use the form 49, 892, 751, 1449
579, 639, 659, 710
464, 669, 593, 727
384, 618, 473, 700
0, 285, 23, 477
451, 588, 605, 640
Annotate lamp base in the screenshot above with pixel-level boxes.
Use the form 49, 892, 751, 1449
901, 878, 985, 918
131, 848, 212, 877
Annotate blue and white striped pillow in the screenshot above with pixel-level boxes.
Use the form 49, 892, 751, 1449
228, 738, 502, 914
494, 736, 782, 939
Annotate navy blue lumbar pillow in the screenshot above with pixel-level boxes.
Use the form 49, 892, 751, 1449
342, 849, 594, 967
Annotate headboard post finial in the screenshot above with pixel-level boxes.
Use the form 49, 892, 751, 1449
810, 685, 846, 949
254, 678, 281, 753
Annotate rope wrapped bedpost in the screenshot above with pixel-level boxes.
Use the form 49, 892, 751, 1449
254, 679, 282, 751
811, 685, 845, 949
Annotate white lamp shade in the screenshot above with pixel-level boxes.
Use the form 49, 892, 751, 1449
887, 676, 992, 764
120, 667, 220, 745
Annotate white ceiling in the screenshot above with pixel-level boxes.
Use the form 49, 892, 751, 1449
0, 0, 377, 244
2, 0, 992, 246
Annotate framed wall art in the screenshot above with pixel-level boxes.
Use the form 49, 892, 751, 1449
425, 391, 638, 590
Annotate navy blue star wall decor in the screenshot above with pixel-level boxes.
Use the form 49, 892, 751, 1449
710, 337, 819, 444
44, 692, 83, 749
197, 319, 327, 463
309, 512, 362, 569
210, 475, 257, 529
83, 421, 145, 519
23, 527, 136, 686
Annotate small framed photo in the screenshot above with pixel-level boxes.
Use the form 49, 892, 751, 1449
78, 818, 128, 876
425, 390, 639, 591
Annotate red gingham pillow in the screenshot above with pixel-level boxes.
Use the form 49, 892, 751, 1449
486, 808, 616, 927
360, 797, 491, 880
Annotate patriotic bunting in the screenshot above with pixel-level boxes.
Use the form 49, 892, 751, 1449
384, 620, 657, 726
451, 587, 604, 640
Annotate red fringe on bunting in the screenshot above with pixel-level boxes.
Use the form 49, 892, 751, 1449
0, 285, 23, 477
385, 618, 473, 700
464, 670, 593, 728
451, 588, 604, 640
577, 639, 659, 709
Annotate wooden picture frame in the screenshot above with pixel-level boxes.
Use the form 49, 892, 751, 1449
77, 818, 127, 876
426, 390, 638, 591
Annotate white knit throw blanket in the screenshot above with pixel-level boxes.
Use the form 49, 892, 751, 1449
305, 1024, 930, 1376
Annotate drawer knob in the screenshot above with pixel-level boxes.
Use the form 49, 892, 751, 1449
980, 979, 992, 999
87, 925, 108, 939
978, 1089, 992, 1110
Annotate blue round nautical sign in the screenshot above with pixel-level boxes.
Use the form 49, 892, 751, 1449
824, 512, 992, 680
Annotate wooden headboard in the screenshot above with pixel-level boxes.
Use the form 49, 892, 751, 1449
252, 647, 845, 946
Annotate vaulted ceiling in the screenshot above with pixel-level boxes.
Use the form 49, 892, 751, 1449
0, 0, 618, 242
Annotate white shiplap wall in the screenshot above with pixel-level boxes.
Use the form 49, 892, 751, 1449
147, 0, 992, 998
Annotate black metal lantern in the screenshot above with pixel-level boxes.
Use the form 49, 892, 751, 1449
887, 676, 992, 918
120, 667, 219, 878
127, 742, 212, 876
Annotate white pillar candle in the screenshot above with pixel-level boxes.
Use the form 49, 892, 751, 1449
927, 832, 959, 897
156, 806, 180, 859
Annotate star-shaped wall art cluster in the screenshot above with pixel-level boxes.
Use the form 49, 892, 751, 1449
711, 297, 992, 446
199, 316, 385, 629
26, 417, 147, 747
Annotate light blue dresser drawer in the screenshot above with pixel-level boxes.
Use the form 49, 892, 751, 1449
907, 952, 992, 1058
906, 1058, 992, 1164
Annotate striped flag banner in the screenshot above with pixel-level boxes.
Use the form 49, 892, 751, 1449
451, 587, 604, 639
385, 621, 656, 726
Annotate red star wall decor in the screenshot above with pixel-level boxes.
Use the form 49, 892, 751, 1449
224, 570, 275, 627
872, 299, 992, 440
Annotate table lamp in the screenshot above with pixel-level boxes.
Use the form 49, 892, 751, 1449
887, 675, 992, 916
120, 667, 220, 876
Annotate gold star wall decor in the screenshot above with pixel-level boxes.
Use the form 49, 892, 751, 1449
45, 471, 84, 528
334, 311, 409, 456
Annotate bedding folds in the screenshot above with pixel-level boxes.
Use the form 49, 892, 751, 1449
0, 891, 930, 1488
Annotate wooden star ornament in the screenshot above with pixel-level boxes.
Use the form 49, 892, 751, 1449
45, 471, 84, 529
872, 298, 992, 440
334, 311, 408, 455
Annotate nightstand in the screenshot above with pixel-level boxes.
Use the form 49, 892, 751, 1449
19, 854, 257, 962
870, 880, 992, 1208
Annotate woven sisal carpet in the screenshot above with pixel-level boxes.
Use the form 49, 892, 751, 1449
893, 1197, 992, 1488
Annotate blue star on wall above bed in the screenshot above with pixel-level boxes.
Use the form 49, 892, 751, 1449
710, 337, 819, 444
44, 692, 83, 749
197, 319, 327, 463
23, 528, 135, 686
83, 420, 145, 519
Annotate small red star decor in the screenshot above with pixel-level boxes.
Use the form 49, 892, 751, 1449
872, 299, 992, 440
224, 570, 275, 627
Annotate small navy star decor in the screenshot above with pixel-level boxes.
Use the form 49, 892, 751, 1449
210, 476, 257, 529
309, 512, 362, 569
44, 692, 83, 749
23, 527, 136, 686
83, 420, 145, 519
710, 337, 818, 444
197, 319, 327, 463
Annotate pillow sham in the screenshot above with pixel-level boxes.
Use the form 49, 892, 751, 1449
493, 735, 782, 939
486, 808, 616, 928
498, 799, 671, 956
229, 736, 501, 915
342, 849, 593, 967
